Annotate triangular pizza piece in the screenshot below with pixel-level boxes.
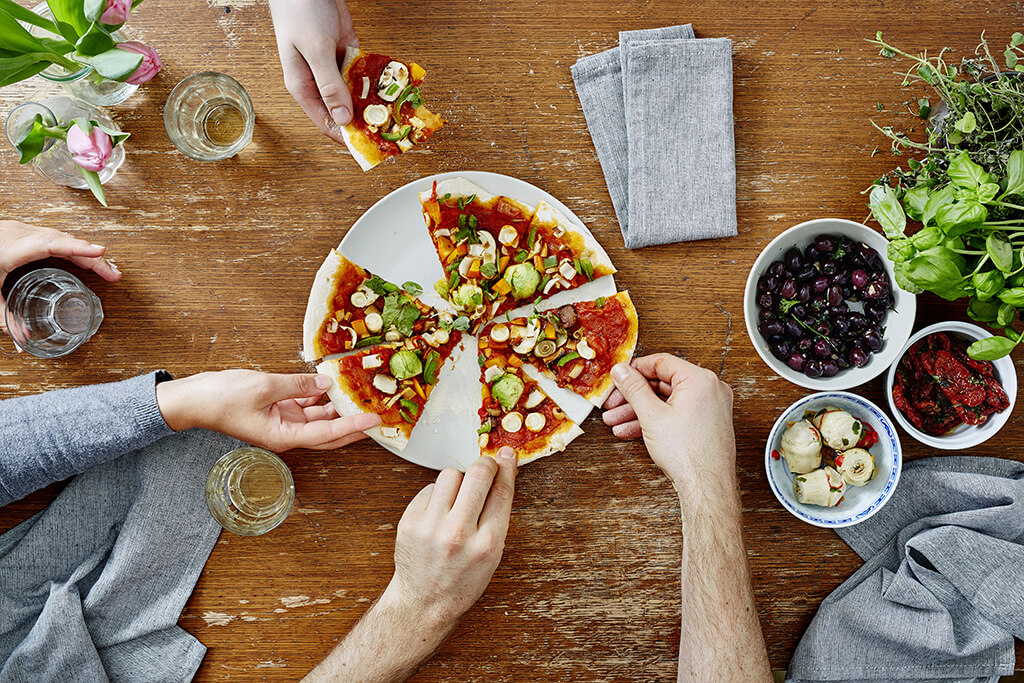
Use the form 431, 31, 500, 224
477, 340, 583, 465
317, 330, 463, 452
479, 292, 638, 407
340, 47, 445, 171
420, 177, 616, 329
303, 249, 449, 362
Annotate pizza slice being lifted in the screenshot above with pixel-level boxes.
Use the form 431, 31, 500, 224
420, 178, 616, 329
479, 291, 638, 407
478, 340, 583, 465
317, 330, 463, 452
302, 249, 450, 362
340, 47, 445, 171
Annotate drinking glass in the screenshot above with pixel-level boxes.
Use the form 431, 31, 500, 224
164, 72, 255, 161
205, 447, 294, 536
4, 268, 104, 358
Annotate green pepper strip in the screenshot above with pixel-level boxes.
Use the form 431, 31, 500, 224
381, 125, 412, 142
477, 423, 492, 434
400, 398, 420, 414
399, 410, 415, 423
355, 335, 382, 349
557, 351, 581, 367
392, 85, 415, 124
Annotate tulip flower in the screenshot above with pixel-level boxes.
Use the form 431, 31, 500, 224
99, 0, 131, 25
118, 42, 163, 85
66, 123, 114, 173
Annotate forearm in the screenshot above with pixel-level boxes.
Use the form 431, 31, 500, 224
676, 478, 772, 682
0, 371, 173, 506
303, 584, 455, 683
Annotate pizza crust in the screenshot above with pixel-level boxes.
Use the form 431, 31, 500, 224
317, 359, 411, 452
582, 291, 639, 407
516, 422, 585, 466
302, 249, 344, 362
531, 201, 616, 276
339, 47, 388, 172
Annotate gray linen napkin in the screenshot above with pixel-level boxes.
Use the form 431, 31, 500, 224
786, 456, 1024, 683
571, 27, 737, 248
0, 428, 241, 682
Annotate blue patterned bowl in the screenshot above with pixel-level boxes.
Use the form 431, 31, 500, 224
765, 391, 902, 528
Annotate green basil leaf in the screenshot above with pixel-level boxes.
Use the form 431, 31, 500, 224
910, 226, 943, 250
935, 201, 987, 237
902, 184, 930, 221
868, 184, 906, 238
905, 251, 963, 289
987, 233, 1014, 273
893, 262, 924, 295
997, 287, 1024, 307
977, 182, 1001, 204
922, 184, 955, 228
401, 281, 423, 296
953, 111, 977, 134
1002, 149, 1024, 199
968, 296, 1001, 323
947, 151, 993, 189
973, 269, 1005, 301
997, 302, 1017, 327
967, 335, 1018, 361
887, 238, 915, 263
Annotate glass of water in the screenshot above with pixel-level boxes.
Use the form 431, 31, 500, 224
164, 72, 255, 161
205, 447, 294, 536
4, 268, 104, 358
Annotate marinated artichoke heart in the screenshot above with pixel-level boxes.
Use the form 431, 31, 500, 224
779, 419, 822, 474
793, 467, 846, 507
833, 447, 876, 487
811, 406, 863, 451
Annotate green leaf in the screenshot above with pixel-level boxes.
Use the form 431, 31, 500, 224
893, 262, 925, 295
84, 0, 105, 22
1013, 32, 1024, 46
935, 201, 987, 237
1006, 48, 1019, 69
0, 0, 58, 32
0, 8, 62, 54
953, 111, 977, 134
917, 97, 931, 119
922, 184, 955, 228
967, 335, 1018, 361
904, 250, 963, 289
92, 120, 128, 147
998, 302, 1017, 327
910, 226, 943, 250
74, 45, 141, 80
888, 238, 916, 263
12, 116, 54, 164
868, 184, 906, 238
973, 269, 1005, 300
947, 152, 992, 189
987, 233, 1014, 273
74, 23, 115, 57
381, 293, 421, 338
401, 281, 423, 296
0, 59, 49, 87
1001, 150, 1024, 198
79, 167, 107, 206
46, 0, 90, 38
452, 316, 470, 331
968, 296, 1001, 322
902, 184, 930, 221
998, 287, 1024, 307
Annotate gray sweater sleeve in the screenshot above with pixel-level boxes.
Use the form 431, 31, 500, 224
0, 371, 174, 506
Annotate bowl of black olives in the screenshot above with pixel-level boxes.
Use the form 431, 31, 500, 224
743, 218, 917, 390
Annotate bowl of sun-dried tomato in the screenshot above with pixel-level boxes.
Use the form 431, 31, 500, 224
886, 322, 1017, 449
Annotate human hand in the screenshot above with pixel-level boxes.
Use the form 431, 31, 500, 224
602, 354, 736, 499
269, 0, 358, 144
156, 370, 380, 451
383, 449, 518, 630
0, 220, 120, 336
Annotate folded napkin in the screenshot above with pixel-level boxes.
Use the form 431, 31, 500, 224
0, 428, 240, 682
571, 26, 737, 248
787, 456, 1024, 683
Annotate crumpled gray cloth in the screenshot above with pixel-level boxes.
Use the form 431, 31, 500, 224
571, 26, 737, 248
787, 456, 1024, 683
0, 428, 241, 683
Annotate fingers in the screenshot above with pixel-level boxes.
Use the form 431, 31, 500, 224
429, 468, 464, 514
451, 456, 499, 524
601, 402, 637, 427
610, 363, 665, 419
6, 231, 106, 268
479, 448, 517, 530
406, 482, 433, 516
264, 373, 332, 404
630, 353, 701, 386
280, 48, 346, 144
282, 411, 380, 450
611, 420, 643, 439
301, 43, 354, 127
301, 403, 338, 421
65, 253, 121, 282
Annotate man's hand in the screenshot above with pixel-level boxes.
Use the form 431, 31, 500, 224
0, 220, 121, 336
269, 0, 358, 144
156, 370, 379, 451
602, 353, 737, 500
303, 449, 518, 683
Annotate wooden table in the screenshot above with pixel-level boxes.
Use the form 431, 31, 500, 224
2, 0, 1022, 679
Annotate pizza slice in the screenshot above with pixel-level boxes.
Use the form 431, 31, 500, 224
317, 330, 463, 452
421, 177, 616, 328
478, 342, 583, 465
303, 249, 450, 362
479, 291, 638, 407
340, 47, 445, 171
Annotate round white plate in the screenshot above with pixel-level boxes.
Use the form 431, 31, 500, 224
337, 171, 617, 471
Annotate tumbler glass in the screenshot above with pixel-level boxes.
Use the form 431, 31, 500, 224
205, 447, 294, 536
164, 72, 255, 161
4, 268, 104, 358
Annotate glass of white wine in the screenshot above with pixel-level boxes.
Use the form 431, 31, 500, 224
164, 72, 255, 161
205, 447, 294, 536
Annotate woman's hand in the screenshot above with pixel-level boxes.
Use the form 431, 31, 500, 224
0, 220, 121, 335
269, 0, 358, 144
157, 370, 380, 451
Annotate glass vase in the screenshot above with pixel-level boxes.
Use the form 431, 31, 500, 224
26, 3, 138, 107
4, 98, 125, 190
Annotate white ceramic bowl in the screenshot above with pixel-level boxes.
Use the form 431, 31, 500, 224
743, 218, 917, 390
884, 321, 1018, 449
765, 391, 902, 528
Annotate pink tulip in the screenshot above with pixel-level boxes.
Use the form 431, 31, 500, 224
99, 0, 131, 25
67, 123, 113, 173
118, 42, 162, 85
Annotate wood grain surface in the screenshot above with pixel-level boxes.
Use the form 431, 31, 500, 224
2, 0, 1022, 679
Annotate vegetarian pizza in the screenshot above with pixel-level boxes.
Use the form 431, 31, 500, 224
303, 249, 448, 362
479, 291, 638, 407
340, 47, 445, 171
318, 331, 462, 451
420, 178, 616, 328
